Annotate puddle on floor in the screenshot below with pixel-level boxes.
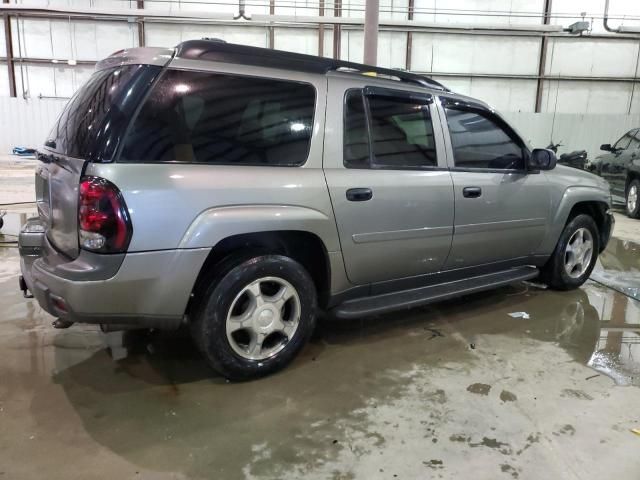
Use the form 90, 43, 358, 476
593, 237, 640, 301
0, 235, 639, 479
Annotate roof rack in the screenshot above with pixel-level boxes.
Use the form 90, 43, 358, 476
174, 39, 449, 92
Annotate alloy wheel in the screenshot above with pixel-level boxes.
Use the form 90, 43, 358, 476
225, 276, 301, 361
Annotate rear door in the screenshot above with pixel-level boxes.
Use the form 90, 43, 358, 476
324, 76, 454, 285
437, 98, 550, 269
37, 64, 161, 258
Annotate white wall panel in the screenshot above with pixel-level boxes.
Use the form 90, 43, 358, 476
430, 0, 544, 26
145, 0, 245, 15
434, 76, 537, 112
412, 33, 540, 75
11, 18, 137, 61
14, 64, 93, 99
546, 38, 640, 78
322, 28, 334, 58
0, 97, 67, 153
341, 30, 406, 68
0, 63, 9, 97
274, 28, 318, 55
541, 80, 637, 114
0, 19, 6, 58
145, 23, 268, 48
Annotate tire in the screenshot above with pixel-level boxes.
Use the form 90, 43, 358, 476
541, 214, 600, 291
191, 254, 317, 381
626, 179, 640, 219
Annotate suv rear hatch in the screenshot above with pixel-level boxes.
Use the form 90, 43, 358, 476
37, 55, 168, 259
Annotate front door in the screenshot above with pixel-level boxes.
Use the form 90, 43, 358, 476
601, 129, 639, 203
323, 77, 454, 285
437, 98, 550, 269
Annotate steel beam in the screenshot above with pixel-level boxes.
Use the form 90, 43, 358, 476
3, 12, 16, 97
333, 0, 341, 59
363, 0, 379, 65
535, 0, 552, 112
136, 0, 145, 46
405, 0, 414, 70
318, 0, 324, 57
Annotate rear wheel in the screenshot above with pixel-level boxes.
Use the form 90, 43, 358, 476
191, 254, 317, 381
541, 214, 599, 290
626, 179, 640, 219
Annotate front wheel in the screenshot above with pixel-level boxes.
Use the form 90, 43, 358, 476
541, 214, 600, 290
191, 254, 317, 381
626, 179, 640, 219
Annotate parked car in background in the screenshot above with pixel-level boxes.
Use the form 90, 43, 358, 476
546, 142, 588, 170
18, 40, 614, 380
590, 128, 640, 218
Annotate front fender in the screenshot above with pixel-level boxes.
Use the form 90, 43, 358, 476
178, 204, 341, 251
537, 185, 611, 255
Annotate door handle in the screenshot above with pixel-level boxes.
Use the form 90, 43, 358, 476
346, 188, 373, 202
463, 187, 482, 198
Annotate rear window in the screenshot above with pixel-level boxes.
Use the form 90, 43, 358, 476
45, 64, 160, 161
119, 70, 316, 166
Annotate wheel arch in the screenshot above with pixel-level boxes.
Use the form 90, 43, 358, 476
186, 230, 333, 318
540, 186, 612, 255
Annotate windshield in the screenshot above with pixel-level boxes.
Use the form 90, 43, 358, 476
45, 64, 161, 161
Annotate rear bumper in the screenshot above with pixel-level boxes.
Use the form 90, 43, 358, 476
19, 218, 209, 329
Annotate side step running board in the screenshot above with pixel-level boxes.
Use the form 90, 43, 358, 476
332, 266, 539, 320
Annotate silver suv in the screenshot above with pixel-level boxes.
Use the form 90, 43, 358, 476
18, 40, 614, 380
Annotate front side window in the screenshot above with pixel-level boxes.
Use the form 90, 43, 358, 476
445, 107, 525, 170
119, 70, 316, 165
343, 89, 436, 169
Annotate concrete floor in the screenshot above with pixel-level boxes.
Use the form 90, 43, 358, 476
1, 157, 640, 479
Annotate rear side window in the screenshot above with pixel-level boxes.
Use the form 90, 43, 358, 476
46, 64, 160, 161
119, 70, 316, 165
368, 96, 436, 168
445, 107, 525, 170
343, 89, 437, 169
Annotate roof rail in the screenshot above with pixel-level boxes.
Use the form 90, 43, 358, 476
174, 39, 449, 92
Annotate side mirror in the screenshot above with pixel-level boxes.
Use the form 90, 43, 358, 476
600, 144, 612, 152
529, 148, 557, 171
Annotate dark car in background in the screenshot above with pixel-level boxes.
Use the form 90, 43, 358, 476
590, 128, 640, 219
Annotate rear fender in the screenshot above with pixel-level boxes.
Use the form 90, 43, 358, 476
178, 205, 341, 251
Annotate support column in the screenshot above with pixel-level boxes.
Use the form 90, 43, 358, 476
405, 0, 414, 70
268, 0, 275, 49
535, 0, 553, 112
332, 0, 341, 59
3, 12, 16, 97
136, 0, 145, 47
318, 0, 325, 57
363, 0, 379, 65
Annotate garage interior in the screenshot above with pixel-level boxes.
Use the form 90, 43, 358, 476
1, 0, 640, 479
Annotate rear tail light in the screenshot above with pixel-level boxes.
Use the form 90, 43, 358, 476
78, 176, 132, 253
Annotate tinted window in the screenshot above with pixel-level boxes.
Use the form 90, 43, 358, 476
343, 90, 370, 168
119, 70, 315, 165
615, 129, 639, 150
445, 107, 525, 170
368, 96, 436, 168
632, 129, 640, 150
46, 64, 158, 160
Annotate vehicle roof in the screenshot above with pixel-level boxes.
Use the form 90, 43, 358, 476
96, 39, 492, 110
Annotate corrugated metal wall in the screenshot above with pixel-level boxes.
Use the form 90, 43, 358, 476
0, 97, 66, 152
